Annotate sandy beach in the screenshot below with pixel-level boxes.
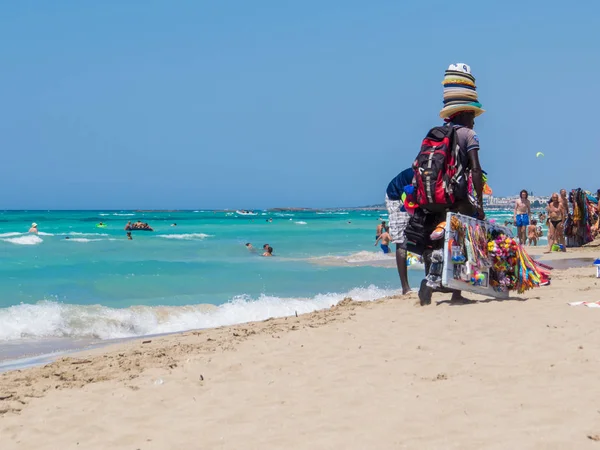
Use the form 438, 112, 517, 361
2, 243, 600, 449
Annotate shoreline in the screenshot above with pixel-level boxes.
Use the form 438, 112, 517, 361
2, 242, 600, 448
0, 244, 591, 367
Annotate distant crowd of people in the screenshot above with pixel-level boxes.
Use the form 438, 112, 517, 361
511, 189, 600, 253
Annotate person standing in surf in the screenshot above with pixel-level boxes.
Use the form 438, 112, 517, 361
375, 221, 387, 241
513, 190, 531, 245
375, 229, 392, 254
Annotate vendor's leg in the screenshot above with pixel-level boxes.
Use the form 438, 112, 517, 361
419, 249, 433, 305
395, 244, 411, 295
420, 247, 463, 303
418, 211, 447, 306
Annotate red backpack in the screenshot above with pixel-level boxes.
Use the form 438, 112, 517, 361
412, 125, 467, 213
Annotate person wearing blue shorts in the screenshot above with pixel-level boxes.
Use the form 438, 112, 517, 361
516, 213, 530, 227
375, 230, 391, 254
514, 189, 531, 245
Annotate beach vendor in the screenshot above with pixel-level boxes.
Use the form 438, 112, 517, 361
413, 63, 486, 305
385, 167, 414, 295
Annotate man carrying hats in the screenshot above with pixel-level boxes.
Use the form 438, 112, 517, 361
439, 63, 485, 219
418, 63, 486, 305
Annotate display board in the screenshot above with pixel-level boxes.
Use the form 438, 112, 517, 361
441, 213, 514, 299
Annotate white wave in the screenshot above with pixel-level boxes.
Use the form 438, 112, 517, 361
157, 233, 212, 240
308, 251, 423, 269
38, 232, 55, 236
99, 213, 109, 216
65, 238, 103, 243
69, 232, 109, 237
295, 221, 307, 225
0, 286, 399, 341
112, 213, 135, 216
2, 235, 43, 246
0, 232, 22, 238
345, 251, 395, 263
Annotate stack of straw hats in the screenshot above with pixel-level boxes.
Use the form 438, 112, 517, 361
440, 63, 485, 119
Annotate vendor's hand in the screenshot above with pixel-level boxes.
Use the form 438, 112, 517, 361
477, 206, 485, 220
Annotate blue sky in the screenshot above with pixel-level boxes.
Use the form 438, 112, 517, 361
0, 1, 597, 209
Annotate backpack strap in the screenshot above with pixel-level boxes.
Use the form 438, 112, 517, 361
445, 124, 460, 196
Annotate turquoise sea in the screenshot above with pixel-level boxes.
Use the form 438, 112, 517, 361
0, 209, 528, 360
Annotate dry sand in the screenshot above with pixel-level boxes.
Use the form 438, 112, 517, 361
2, 243, 600, 449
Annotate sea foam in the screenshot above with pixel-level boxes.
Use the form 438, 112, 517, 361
157, 233, 212, 240
1, 235, 43, 246
0, 286, 398, 341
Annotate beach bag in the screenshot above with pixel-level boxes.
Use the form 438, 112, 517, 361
413, 125, 467, 213
404, 209, 428, 255
405, 209, 447, 255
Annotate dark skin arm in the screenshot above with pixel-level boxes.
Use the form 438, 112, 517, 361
468, 149, 485, 219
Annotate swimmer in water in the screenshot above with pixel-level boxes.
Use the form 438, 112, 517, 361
171, 223, 177, 227
127, 231, 133, 240
29, 223, 38, 234
375, 230, 392, 254
245, 243, 256, 252
262, 246, 273, 257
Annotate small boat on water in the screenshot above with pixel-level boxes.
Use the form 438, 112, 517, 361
236, 210, 258, 216
125, 221, 154, 231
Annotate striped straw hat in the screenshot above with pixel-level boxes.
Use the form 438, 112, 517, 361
440, 63, 485, 119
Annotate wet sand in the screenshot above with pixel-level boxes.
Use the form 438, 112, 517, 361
2, 241, 600, 449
